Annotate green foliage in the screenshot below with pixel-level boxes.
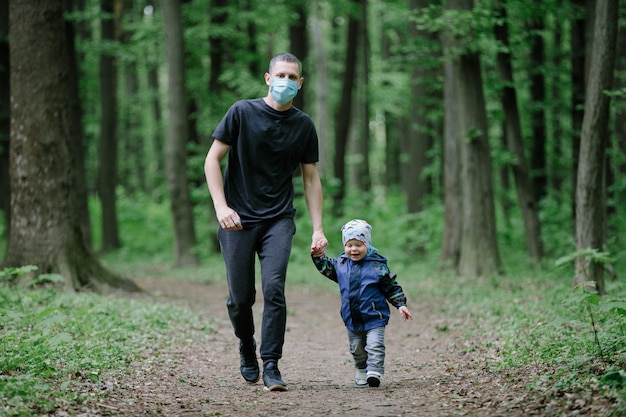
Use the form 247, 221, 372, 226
0, 269, 213, 416
90, 193, 169, 261
88, 193, 229, 284
0, 265, 38, 283
555, 248, 614, 270
542, 283, 626, 406
560, 282, 626, 363
455, 269, 626, 413
289, 188, 443, 271
539, 194, 576, 257
0, 215, 5, 258
2, 190, 626, 413
0, 265, 65, 289
415, 2, 499, 56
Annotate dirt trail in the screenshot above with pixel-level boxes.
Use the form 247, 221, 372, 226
95, 278, 548, 417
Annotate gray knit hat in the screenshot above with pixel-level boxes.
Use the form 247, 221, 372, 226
341, 219, 372, 248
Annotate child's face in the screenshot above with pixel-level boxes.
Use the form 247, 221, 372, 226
344, 239, 367, 262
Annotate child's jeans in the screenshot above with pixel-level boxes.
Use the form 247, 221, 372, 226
347, 326, 385, 375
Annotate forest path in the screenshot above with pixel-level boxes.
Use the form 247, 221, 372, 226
97, 278, 545, 417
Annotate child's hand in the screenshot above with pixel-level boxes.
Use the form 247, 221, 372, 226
310, 239, 327, 258
399, 306, 413, 321
310, 246, 325, 258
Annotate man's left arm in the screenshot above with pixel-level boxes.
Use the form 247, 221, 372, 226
301, 162, 328, 256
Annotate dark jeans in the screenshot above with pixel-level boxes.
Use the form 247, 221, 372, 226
218, 217, 296, 362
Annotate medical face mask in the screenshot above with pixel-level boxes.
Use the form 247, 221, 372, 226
270, 78, 299, 105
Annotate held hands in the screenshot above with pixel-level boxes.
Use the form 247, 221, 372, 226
399, 306, 413, 321
310, 231, 328, 258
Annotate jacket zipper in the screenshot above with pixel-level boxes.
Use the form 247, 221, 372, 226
371, 302, 383, 320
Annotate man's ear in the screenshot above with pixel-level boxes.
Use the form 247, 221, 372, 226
264, 72, 271, 86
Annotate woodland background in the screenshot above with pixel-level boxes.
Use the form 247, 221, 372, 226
1, 1, 626, 415
0, 0, 625, 289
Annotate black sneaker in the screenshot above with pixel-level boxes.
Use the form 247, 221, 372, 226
262, 361, 287, 391
366, 371, 381, 387
239, 338, 259, 383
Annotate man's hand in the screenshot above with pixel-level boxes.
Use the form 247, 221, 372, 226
310, 231, 328, 258
216, 206, 243, 230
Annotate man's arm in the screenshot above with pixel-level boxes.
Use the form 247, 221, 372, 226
204, 139, 242, 230
301, 162, 328, 256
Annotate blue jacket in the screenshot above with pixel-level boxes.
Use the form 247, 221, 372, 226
312, 251, 408, 332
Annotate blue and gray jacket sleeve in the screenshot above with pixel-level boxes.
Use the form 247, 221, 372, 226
378, 266, 408, 309
311, 255, 338, 283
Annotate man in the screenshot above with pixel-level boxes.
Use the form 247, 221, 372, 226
204, 52, 328, 391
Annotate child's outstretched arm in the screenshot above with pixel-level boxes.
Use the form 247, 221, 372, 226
310, 252, 339, 283
380, 270, 413, 321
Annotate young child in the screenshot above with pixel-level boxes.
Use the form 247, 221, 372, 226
310, 219, 413, 388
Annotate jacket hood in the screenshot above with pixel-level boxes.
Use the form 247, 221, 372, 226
339, 247, 385, 262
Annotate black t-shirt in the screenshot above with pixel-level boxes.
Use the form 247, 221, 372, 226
212, 98, 319, 224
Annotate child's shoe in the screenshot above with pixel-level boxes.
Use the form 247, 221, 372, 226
354, 369, 367, 388
366, 371, 381, 387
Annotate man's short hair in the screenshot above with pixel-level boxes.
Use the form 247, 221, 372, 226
269, 53, 302, 76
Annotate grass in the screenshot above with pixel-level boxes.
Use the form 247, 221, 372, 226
1, 192, 625, 415
5, 255, 623, 416
0, 270, 215, 417
406, 265, 626, 414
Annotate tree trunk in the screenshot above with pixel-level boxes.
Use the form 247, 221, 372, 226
208, 0, 228, 99
385, 117, 402, 189
404, 0, 434, 214
162, 0, 199, 267
570, 0, 591, 220
121, 60, 145, 193
549, 1, 565, 196
445, 0, 501, 277
528, 1, 547, 203
350, 0, 371, 193
498, 126, 513, 231
289, 2, 308, 112
207, 7, 222, 97
98, 0, 121, 252
287, 2, 309, 184
439, 56, 462, 270
4, 0, 139, 292
148, 66, 165, 193
204, 0, 229, 253
615, 11, 626, 217
332, 0, 359, 216
0, 0, 10, 241
119, 1, 145, 195
494, 0, 543, 260
574, 0, 618, 295
310, 11, 329, 176
381, 19, 401, 190
65, 0, 92, 249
